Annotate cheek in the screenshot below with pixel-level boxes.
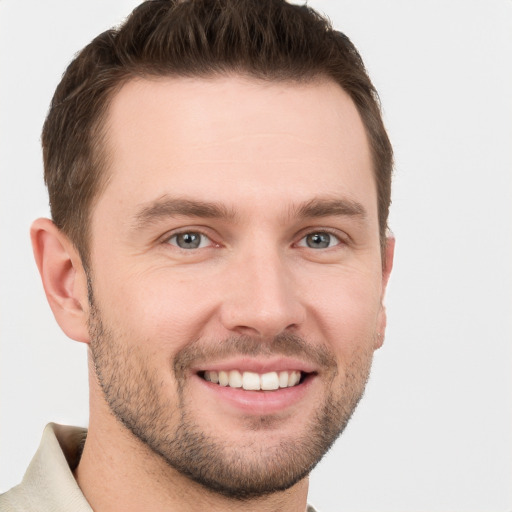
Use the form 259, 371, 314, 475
304, 268, 383, 351
93, 266, 217, 352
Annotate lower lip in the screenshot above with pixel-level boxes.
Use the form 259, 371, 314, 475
193, 373, 316, 415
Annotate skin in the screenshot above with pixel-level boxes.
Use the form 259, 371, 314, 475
31, 76, 394, 512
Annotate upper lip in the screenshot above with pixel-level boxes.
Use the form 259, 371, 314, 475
191, 356, 319, 375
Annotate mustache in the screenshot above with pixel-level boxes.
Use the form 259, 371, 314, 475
173, 332, 337, 378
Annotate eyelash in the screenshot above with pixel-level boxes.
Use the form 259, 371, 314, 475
165, 230, 217, 250
295, 229, 345, 249
163, 228, 347, 251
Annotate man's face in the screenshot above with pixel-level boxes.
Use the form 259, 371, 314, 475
86, 76, 391, 498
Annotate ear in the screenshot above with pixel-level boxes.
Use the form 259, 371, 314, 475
31, 218, 90, 344
374, 234, 395, 349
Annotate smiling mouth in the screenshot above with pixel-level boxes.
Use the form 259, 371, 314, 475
200, 370, 308, 391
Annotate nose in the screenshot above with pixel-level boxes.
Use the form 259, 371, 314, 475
219, 248, 306, 339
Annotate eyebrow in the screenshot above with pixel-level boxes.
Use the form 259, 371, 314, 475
133, 197, 237, 229
132, 195, 367, 231
292, 197, 367, 221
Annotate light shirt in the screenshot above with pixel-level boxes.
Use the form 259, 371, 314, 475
1, 423, 318, 512
0, 423, 91, 511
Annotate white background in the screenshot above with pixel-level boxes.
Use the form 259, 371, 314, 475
1, 1, 511, 511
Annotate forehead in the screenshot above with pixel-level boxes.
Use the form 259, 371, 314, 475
95, 75, 376, 225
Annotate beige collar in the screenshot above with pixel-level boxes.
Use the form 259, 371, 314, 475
0, 423, 91, 511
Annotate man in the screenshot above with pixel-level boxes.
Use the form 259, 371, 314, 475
0, 0, 394, 510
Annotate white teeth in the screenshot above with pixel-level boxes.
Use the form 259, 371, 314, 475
288, 371, 301, 387
218, 370, 229, 386
204, 370, 219, 384
242, 371, 261, 390
278, 371, 289, 388
260, 372, 279, 390
204, 370, 303, 390
228, 370, 242, 388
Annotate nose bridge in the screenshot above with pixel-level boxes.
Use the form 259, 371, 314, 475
220, 240, 304, 337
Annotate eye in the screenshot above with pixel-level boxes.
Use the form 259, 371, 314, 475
167, 231, 212, 250
297, 231, 341, 249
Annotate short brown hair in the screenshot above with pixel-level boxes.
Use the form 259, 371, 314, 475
42, 0, 392, 266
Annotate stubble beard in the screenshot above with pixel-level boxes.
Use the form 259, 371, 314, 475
87, 291, 375, 500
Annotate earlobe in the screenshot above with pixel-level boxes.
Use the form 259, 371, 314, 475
30, 218, 90, 344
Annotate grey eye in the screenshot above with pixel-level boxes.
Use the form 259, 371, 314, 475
298, 232, 340, 249
169, 232, 209, 249
306, 233, 331, 248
